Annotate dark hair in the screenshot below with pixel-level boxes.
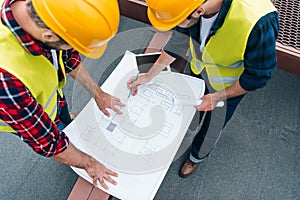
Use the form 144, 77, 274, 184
26, 1, 68, 45
27, 1, 48, 28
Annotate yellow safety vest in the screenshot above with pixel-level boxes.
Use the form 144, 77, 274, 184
190, 0, 277, 91
0, 24, 66, 132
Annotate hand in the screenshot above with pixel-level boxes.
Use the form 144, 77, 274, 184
195, 93, 220, 111
52, 143, 118, 190
127, 74, 151, 96
95, 89, 125, 117
85, 157, 118, 190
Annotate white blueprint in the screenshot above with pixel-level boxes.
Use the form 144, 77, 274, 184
64, 51, 205, 200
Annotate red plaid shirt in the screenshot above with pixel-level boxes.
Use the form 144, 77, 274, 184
0, 0, 81, 156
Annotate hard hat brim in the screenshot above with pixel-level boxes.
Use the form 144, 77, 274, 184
147, 8, 180, 31
81, 43, 108, 59
147, 0, 205, 31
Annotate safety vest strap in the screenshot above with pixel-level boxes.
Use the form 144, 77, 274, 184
57, 50, 66, 97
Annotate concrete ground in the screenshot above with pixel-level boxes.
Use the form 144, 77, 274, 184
1, 16, 299, 200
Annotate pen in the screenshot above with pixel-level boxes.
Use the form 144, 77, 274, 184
127, 72, 139, 99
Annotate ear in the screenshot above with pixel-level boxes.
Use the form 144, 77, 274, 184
41, 29, 60, 43
193, 6, 205, 17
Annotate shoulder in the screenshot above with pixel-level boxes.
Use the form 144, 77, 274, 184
247, 12, 279, 47
252, 12, 279, 34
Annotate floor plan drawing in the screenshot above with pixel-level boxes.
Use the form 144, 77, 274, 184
64, 51, 205, 200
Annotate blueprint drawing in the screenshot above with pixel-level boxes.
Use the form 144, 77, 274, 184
64, 51, 205, 200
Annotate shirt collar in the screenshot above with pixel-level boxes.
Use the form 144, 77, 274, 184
1, 0, 44, 56
210, 0, 232, 35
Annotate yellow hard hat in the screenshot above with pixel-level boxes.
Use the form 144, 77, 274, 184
32, 0, 120, 59
146, 0, 205, 31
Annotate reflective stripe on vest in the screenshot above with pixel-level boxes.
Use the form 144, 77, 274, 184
0, 24, 66, 132
190, 0, 277, 91
56, 50, 66, 98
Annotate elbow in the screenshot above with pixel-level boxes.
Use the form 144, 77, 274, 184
25, 134, 69, 157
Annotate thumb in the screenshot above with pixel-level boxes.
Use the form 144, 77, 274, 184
130, 79, 140, 88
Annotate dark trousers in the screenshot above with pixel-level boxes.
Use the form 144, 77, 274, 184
56, 99, 72, 130
189, 72, 245, 160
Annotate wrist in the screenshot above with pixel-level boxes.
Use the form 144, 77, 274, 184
144, 73, 153, 82
84, 155, 95, 170
213, 91, 226, 102
93, 87, 104, 99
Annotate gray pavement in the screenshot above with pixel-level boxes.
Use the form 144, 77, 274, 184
154, 69, 300, 200
1, 16, 300, 200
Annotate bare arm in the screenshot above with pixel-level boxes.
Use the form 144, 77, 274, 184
53, 142, 117, 189
68, 63, 124, 117
196, 79, 248, 111
127, 51, 176, 91
146, 51, 176, 80
214, 79, 248, 100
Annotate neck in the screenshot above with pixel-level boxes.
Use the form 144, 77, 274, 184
202, 0, 223, 17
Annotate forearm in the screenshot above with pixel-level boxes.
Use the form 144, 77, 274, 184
213, 79, 248, 101
53, 142, 118, 190
146, 51, 176, 80
52, 142, 92, 169
68, 63, 103, 98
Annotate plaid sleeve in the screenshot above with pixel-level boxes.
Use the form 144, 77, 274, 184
0, 69, 69, 157
239, 12, 279, 91
63, 49, 81, 73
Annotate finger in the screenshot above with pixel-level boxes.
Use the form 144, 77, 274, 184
115, 101, 125, 107
127, 77, 136, 89
104, 174, 117, 185
106, 169, 118, 177
126, 82, 131, 89
132, 87, 138, 96
99, 178, 109, 190
102, 108, 110, 117
113, 97, 121, 103
196, 104, 207, 111
93, 177, 98, 188
111, 106, 122, 115
113, 97, 125, 107
130, 81, 140, 88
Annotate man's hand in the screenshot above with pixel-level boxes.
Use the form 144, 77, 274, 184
85, 157, 118, 190
195, 80, 248, 111
94, 88, 125, 117
53, 143, 118, 190
68, 63, 125, 117
127, 74, 151, 96
195, 93, 221, 111
126, 51, 176, 96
